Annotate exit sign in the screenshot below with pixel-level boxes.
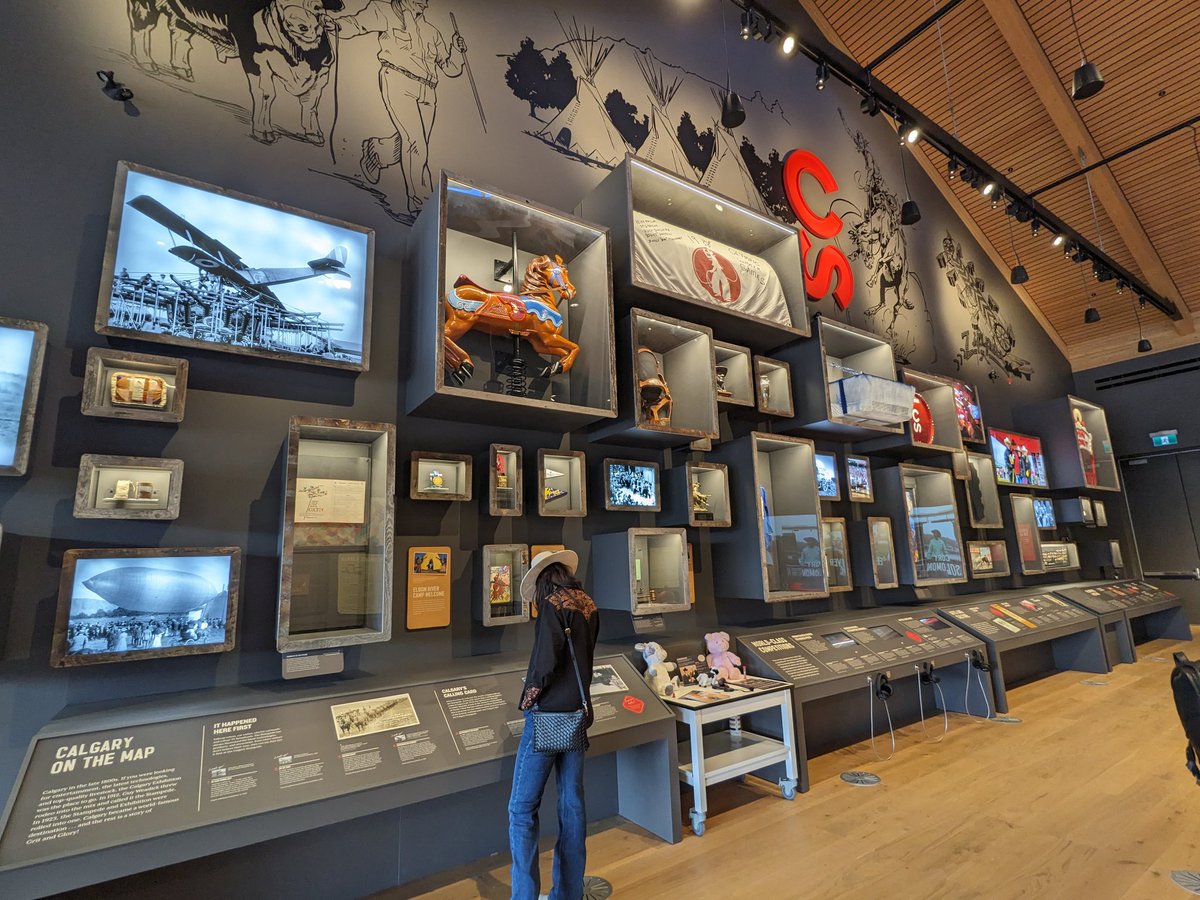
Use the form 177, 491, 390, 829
1150, 430, 1178, 447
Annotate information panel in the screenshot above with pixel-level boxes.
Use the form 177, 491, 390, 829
0, 657, 659, 870
938, 592, 1093, 642
1053, 580, 1180, 616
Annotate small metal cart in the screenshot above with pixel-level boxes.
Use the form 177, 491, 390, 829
663, 677, 799, 835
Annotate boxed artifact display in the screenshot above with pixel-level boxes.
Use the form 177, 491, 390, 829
858, 369, 968, 457
665, 460, 731, 528
876, 463, 968, 586
603, 458, 662, 512
592, 528, 691, 615
964, 451, 1004, 528
1040, 541, 1080, 572
539, 449, 586, 516
73, 454, 183, 520
1015, 395, 1119, 492
1033, 497, 1057, 530
967, 540, 1011, 578
95, 162, 374, 372
713, 340, 755, 407
406, 171, 616, 430
489, 444, 523, 517
480, 544, 530, 626
854, 517, 899, 589
81, 347, 188, 423
410, 451, 472, 501
51, 546, 241, 666
821, 518, 853, 592
949, 378, 986, 445
0, 317, 48, 477
1056, 496, 1095, 526
1008, 494, 1045, 575
1094, 500, 1109, 527
278, 418, 395, 653
754, 356, 794, 417
576, 155, 809, 346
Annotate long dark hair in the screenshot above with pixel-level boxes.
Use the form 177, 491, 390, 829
535, 562, 581, 606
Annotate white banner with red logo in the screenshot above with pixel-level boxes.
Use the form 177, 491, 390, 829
632, 212, 791, 326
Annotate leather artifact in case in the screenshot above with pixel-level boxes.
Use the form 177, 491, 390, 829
110, 372, 168, 408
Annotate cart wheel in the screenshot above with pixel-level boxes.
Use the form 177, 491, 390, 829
690, 810, 706, 836
781, 780, 797, 800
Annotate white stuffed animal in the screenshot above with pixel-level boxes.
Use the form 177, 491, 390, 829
635, 641, 679, 697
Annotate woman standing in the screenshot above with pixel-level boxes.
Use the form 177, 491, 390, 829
509, 549, 599, 900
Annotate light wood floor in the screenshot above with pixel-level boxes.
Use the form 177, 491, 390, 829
383, 630, 1200, 900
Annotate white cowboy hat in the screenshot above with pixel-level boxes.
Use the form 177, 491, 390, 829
521, 548, 579, 605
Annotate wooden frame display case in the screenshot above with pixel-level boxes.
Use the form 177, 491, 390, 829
876, 463, 968, 586
73, 454, 183, 520
821, 518, 853, 593
709, 432, 827, 602
81, 347, 188, 423
0, 317, 48, 477
592, 528, 691, 616
488, 444, 523, 517
51, 546, 241, 667
846, 454, 874, 502
410, 451, 472, 501
406, 171, 616, 430
278, 418, 395, 653
964, 451, 1005, 528
850, 517, 899, 589
538, 449, 586, 517
591, 308, 718, 446
713, 340, 754, 407
777, 316, 910, 439
575, 155, 810, 347
856, 369, 967, 457
1008, 493, 1045, 575
480, 544, 530, 626
1015, 395, 1119, 492
602, 458, 662, 512
1056, 496, 1095, 526
665, 461, 731, 528
1040, 541, 1080, 572
754, 356, 794, 417
967, 540, 1011, 579
1093, 500, 1109, 527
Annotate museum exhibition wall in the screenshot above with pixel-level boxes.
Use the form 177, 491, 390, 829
0, 0, 1161, 896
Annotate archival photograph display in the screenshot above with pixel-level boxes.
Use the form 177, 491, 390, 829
331, 693, 419, 740
989, 427, 1049, 487
51, 547, 240, 666
815, 451, 840, 500
1034, 498, 1057, 530
0, 317, 48, 477
901, 468, 966, 583
968, 540, 1010, 578
96, 162, 374, 371
952, 379, 985, 444
846, 455, 873, 502
590, 664, 630, 696
604, 459, 661, 511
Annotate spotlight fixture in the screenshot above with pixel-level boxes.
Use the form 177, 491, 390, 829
905, 126, 920, 144
755, 18, 775, 42
783, 34, 797, 56
901, 200, 922, 225
1116, 281, 1126, 295
1084, 307, 1101, 324
947, 154, 959, 180
1031, 219, 1042, 237
1138, 338, 1153, 353
981, 181, 996, 196
1092, 261, 1101, 279
1062, 240, 1073, 258
860, 93, 880, 116
814, 58, 827, 87
1067, 0, 1104, 99
721, 89, 746, 128
961, 165, 976, 185
740, 9, 754, 39
991, 189, 1003, 209
1052, 233, 1065, 247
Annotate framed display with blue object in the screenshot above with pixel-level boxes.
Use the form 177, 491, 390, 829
0, 317, 48, 477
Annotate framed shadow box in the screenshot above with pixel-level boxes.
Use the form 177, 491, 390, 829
82, 347, 187, 423
74, 454, 183, 520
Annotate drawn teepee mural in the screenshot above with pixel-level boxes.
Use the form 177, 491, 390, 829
701, 89, 769, 213
536, 17, 629, 167
633, 50, 691, 176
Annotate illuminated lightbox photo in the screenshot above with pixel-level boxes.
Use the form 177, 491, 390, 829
0, 318, 48, 477
951, 379, 985, 444
988, 427, 1049, 488
51, 548, 241, 666
1033, 498, 1057, 530
604, 459, 661, 511
846, 455, 873, 502
814, 451, 840, 499
96, 162, 374, 371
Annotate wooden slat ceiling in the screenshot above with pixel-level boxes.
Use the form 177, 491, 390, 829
807, 0, 1200, 369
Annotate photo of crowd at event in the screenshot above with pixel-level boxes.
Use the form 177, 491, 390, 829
988, 428, 1049, 488
607, 462, 657, 508
331, 692, 419, 740
65, 613, 226, 656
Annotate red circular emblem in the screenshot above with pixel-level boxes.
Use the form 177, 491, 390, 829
691, 248, 741, 303
912, 393, 935, 444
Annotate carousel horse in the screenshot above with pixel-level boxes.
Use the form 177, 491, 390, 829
443, 254, 579, 386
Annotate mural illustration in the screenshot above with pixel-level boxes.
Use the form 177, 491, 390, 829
936, 232, 1034, 381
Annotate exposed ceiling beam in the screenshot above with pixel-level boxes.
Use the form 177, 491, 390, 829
981, 0, 1195, 338
794, 0, 1071, 360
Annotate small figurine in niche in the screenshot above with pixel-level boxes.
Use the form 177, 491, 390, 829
1073, 407, 1097, 485
691, 479, 710, 514
443, 254, 579, 386
637, 347, 672, 426
759, 373, 771, 409
704, 631, 745, 682
714, 364, 733, 399
495, 451, 509, 489
427, 469, 447, 491
635, 641, 678, 697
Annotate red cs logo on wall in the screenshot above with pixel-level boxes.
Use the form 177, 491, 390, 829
691, 247, 741, 304
782, 149, 855, 311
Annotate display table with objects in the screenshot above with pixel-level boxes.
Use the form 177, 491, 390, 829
1054, 580, 1191, 653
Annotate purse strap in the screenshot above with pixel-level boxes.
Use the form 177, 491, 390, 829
550, 595, 589, 713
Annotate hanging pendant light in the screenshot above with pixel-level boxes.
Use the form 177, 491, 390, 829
1007, 217, 1028, 284
1067, 0, 1104, 99
1083, 307, 1100, 324
897, 123, 920, 226
721, 90, 746, 128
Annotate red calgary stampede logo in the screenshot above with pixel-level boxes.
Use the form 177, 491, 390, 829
691, 247, 741, 303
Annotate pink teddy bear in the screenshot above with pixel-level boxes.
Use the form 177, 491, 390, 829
704, 631, 745, 682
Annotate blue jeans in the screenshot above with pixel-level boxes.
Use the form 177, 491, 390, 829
508, 713, 587, 900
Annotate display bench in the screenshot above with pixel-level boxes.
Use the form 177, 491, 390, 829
937, 590, 1107, 714
1054, 581, 1191, 656
737, 611, 987, 793
1015, 395, 1119, 492
874, 463, 968, 586
405, 172, 616, 430
0, 656, 680, 899
776, 316, 911, 439
856, 369, 967, 459
576, 155, 810, 348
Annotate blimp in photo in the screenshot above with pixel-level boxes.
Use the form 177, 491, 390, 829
82, 566, 223, 614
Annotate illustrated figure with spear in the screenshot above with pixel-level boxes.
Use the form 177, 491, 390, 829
335, 0, 486, 215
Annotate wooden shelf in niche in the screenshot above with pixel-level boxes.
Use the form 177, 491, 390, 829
488, 443, 523, 517
575, 154, 810, 348
754, 355, 793, 417
480, 544, 530, 627
538, 449, 586, 517
73, 454, 183, 520
856, 368, 965, 457
714, 340, 754, 407
876, 463, 968, 587
592, 527, 691, 616
278, 417, 395, 653
82, 347, 187, 423
411, 451, 472, 501
405, 171, 616, 431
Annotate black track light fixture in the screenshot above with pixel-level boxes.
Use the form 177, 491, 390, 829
721, 89, 746, 128
1031, 219, 1042, 237
947, 154, 958, 180
860, 93, 880, 117
961, 164, 976, 185
1138, 338, 1153, 353
981, 180, 996, 197
1084, 307, 1101, 324
781, 33, 797, 56
1007, 217, 1028, 285
1067, 0, 1104, 99
97, 70, 134, 102
1133, 296, 1151, 353
897, 134, 920, 226
815, 59, 828, 88
740, 9, 753, 39
1052, 232, 1065, 248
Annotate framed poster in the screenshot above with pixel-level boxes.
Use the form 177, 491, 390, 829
0, 317, 48, 477
845, 454, 873, 502
51, 547, 241, 666
95, 161, 374, 371
407, 546, 451, 630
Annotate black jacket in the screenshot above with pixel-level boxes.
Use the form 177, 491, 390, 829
519, 587, 599, 715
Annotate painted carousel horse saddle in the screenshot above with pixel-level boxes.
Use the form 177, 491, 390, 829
448, 275, 563, 328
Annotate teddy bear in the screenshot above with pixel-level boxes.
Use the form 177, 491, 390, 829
704, 631, 745, 682
635, 641, 678, 697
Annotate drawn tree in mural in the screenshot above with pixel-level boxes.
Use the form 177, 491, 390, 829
677, 112, 716, 176
935, 232, 1034, 381
740, 140, 797, 223
604, 90, 649, 150
505, 38, 577, 120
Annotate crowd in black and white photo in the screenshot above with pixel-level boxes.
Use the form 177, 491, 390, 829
608, 464, 656, 508
65, 614, 225, 656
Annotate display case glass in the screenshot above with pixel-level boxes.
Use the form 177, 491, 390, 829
814, 451, 841, 500
988, 427, 1050, 488
278, 418, 394, 653
1040, 541, 1080, 572
1009, 493, 1045, 575
481, 544, 530, 626
489, 443, 522, 517
964, 451, 1004, 528
74, 454, 183, 520
81, 347, 187, 424
410, 451, 472, 501
0, 317, 48, 477
877, 463, 967, 585
754, 356, 794, 417
576, 155, 809, 347
859, 369, 968, 456
592, 528, 691, 615
865, 517, 899, 588
603, 458, 661, 512
1094, 500, 1109, 527
713, 340, 754, 407
539, 449, 586, 516
1015, 395, 1119, 492
406, 171, 615, 429
967, 540, 1011, 578
683, 461, 731, 528
821, 518, 853, 592
846, 454, 874, 502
